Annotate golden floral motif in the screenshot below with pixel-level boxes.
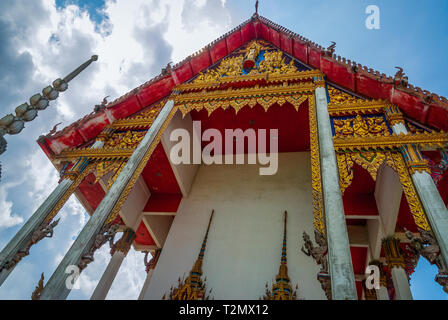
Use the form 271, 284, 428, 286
333, 115, 390, 138
309, 97, 326, 235
328, 86, 362, 105
192, 41, 298, 85
336, 151, 430, 231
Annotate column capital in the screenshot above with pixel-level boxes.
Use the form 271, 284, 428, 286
385, 105, 405, 126
110, 228, 136, 257
382, 237, 406, 269
313, 75, 326, 88
400, 144, 431, 175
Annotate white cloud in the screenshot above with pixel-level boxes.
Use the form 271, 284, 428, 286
0, 0, 235, 299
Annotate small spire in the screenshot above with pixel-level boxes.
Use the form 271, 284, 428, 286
255, 0, 259, 14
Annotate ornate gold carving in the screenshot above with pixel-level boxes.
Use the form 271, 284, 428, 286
385, 105, 405, 126
333, 115, 390, 138
176, 90, 309, 117
329, 100, 390, 116
177, 70, 322, 92
163, 210, 214, 300
382, 237, 406, 269
335, 151, 430, 231
400, 144, 431, 175
328, 86, 362, 105
105, 130, 146, 148
333, 131, 448, 152
192, 41, 298, 86
336, 153, 354, 194
387, 152, 430, 231
263, 211, 298, 300
309, 97, 325, 235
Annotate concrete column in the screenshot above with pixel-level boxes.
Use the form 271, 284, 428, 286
386, 108, 448, 270
138, 268, 155, 300
411, 171, 448, 270
383, 237, 412, 300
376, 286, 389, 300
391, 267, 412, 300
90, 251, 125, 300
314, 84, 357, 300
90, 227, 136, 300
40, 100, 175, 300
0, 140, 105, 287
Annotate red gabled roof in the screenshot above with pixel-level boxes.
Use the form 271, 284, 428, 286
39, 14, 448, 156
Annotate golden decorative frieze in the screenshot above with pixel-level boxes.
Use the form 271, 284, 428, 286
308, 97, 326, 235
177, 70, 322, 92
328, 100, 390, 116
333, 115, 390, 138
54, 147, 133, 162
178, 94, 308, 117
175, 82, 315, 104
328, 86, 362, 105
190, 40, 304, 87
333, 131, 448, 152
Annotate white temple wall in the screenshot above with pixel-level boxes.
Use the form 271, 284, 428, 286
143, 152, 326, 300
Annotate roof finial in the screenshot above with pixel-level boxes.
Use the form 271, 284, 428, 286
255, 0, 259, 14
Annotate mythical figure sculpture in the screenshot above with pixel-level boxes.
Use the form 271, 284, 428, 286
78, 223, 120, 270
31, 273, 45, 300
94, 96, 109, 113
301, 230, 331, 299
394, 66, 409, 88
405, 228, 448, 293
325, 41, 336, 56
0, 219, 60, 272
301, 230, 328, 273
352, 115, 370, 136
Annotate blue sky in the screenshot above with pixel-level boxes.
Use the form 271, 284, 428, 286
0, 0, 447, 300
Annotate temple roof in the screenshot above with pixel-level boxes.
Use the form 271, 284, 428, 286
38, 14, 448, 156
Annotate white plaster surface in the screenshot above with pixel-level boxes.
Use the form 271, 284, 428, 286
143, 152, 326, 300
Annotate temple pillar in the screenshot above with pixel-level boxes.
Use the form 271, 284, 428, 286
90, 228, 136, 300
382, 237, 412, 300
39, 100, 175, 300
0, 132, 111, 287
138, 250, 161, 300
314, 80, 357, 300
369, 260, 389, 300
385, 106, 448, 269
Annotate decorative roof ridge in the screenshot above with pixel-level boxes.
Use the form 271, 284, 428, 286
106, 16, 256, 109
44, 14, 448, 147
258, 15, 448, 111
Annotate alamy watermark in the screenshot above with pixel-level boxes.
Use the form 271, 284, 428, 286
169, 121, 279, 175
365, 5, 380, 30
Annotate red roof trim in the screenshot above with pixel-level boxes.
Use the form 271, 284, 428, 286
40, 14, 448, 155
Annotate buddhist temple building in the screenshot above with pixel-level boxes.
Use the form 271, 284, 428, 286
0, 13, 447, 300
